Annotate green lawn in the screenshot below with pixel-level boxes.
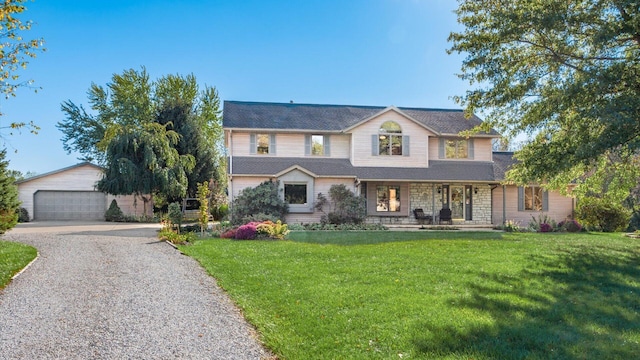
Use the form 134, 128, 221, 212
180, 231, 640, 359
0, 240, 37, 289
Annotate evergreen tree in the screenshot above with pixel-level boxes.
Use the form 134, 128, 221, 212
0, 149, 20, 234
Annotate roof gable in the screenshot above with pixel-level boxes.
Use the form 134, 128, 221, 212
342, 106, 439, 134
16, 162, 103, 184
223, 101, 499, 136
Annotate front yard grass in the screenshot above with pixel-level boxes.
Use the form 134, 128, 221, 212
0, 240, 37, 289
180, 231, 640, 359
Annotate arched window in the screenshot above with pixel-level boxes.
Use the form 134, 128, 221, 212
378, 121, 403, 155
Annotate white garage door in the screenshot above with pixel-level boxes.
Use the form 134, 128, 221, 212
34, 191, 107, 221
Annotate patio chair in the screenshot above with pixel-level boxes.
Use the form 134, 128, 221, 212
413, 208, 433, 228
439, 208, 453, 225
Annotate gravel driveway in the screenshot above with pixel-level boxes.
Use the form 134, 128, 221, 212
0, 222, 272, 359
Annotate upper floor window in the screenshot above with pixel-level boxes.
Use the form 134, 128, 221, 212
379, 121, 403, 156
439, 138, 474, 159
250, 133, 276, 155
257, 134, 270, 154
445, 139, 468, 159
305, 134, 331, 156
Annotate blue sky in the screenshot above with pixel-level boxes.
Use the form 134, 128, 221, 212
3, 0, 469, 174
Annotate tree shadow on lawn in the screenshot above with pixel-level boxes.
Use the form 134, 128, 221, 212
412, 244, 640, 359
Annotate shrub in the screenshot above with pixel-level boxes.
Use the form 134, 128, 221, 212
167, 202, 183, 232
256, 220, 289, 240
235, 223, 258, 240
559, 219, 582, 232
497, 220, 520, 232
105, 199, 124, 222
316, 184, 367, 225
576, 197, 631, 232
220, 228, 237, 239
211, 203, 229, 221
158, 228, 196, 245
539, 223, 553, 233
239, 213, 282, 225
529, 214, 558, 232
18, 207, 30, 223
230, 181, 288, 225
288, 223, 388, 231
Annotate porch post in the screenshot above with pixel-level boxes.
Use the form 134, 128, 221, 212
502, 184, 506, 225
432, 183, 436, 221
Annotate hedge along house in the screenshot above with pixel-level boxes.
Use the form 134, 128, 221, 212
17, 162, 152, 221
223, 101, 575, 226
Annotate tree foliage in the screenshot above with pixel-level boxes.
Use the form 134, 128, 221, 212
57, 68, 224, 202
0, 149, 20, 234
0, 0, 45, 136
449, 0, 640, 185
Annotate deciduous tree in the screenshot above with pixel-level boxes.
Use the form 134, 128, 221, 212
449, 1, 640, 187
58, 68, 224, 204
0, 0, 45, 136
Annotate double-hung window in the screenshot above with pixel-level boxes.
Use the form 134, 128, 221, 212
305, 134, 330, 156
250, 134, 275, 155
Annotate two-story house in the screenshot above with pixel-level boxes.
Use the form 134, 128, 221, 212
223, 101, 574, 226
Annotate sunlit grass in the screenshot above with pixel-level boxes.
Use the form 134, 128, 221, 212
180, 231, 640, 359
0, 240, 37, 289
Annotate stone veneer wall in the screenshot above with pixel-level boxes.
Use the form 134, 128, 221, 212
366, 183, 493, 225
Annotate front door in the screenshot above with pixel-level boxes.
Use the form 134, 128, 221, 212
450, 186, 465, 219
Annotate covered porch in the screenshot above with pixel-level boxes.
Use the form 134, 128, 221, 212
362, 181, 496, 226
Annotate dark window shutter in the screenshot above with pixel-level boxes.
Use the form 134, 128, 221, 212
324, 135, 331, 156
372, 135, 379, 156
468, 139, 474, 159
517, 186, 524, 211
542, 190, 549, 211
402, 136, 410, 156
250, 134, 256, 154
269, 134, 276, 155
438, 138, 445, 159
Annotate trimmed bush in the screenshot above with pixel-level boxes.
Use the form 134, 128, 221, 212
105, 199, 124, 222
18, 207, 30, 223
235, 223, 258, 240
576, 197, 630, 232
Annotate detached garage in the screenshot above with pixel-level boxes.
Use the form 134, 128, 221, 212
17, 162, 150, 221
34, 190, 106, 220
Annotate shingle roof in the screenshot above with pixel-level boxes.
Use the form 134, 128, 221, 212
231, 157, 510, 182
223, 101, 499, 135
15, 162, 102, 184
492, 152, 517, 180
